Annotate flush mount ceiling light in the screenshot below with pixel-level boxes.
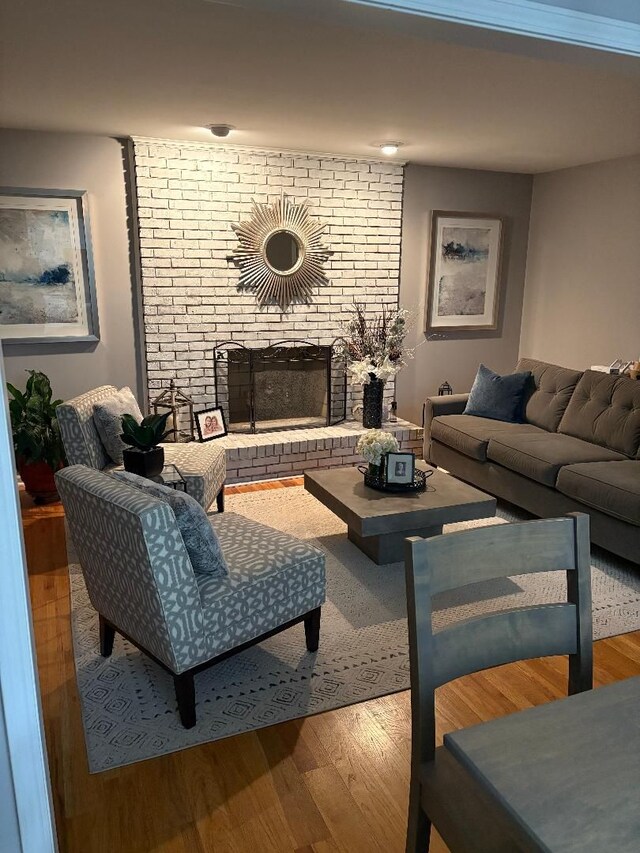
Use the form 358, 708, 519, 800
207, 123, 235, 137
379, 142, 403, 156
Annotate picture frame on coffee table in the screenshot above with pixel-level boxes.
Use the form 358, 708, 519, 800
385, 452, 415, 486
195, 406, 228, 441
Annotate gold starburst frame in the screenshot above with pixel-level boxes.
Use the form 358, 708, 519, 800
227, 197, 333, 309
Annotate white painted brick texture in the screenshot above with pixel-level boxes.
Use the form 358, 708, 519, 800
133, 138, 404, 416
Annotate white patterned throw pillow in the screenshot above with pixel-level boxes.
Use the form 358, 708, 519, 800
93, 387, 143, 464
111, 470, 228, 577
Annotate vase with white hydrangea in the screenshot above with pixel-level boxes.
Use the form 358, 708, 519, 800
356, 429, 399, 478
336, 303, 412, 428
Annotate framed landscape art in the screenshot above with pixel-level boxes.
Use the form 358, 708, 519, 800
426, 211, 503, 332
0, 188, 99, 344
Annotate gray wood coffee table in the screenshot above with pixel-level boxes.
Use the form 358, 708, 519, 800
304, 463, 496, 564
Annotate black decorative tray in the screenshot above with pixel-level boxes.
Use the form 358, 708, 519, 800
360, 466, 434, 494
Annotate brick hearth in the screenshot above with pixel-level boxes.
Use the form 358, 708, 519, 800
217, 419, 423, 484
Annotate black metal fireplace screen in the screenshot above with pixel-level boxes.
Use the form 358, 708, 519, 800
213, 340, 347, 433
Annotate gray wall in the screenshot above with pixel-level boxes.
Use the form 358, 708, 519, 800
519, 154, 640, 371
398, 164, 533, 425
0, 130, 140, 402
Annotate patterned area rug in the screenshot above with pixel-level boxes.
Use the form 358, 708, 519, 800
68, 486, 640, 773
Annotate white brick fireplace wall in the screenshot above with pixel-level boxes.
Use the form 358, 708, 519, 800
132, 137, 405, 419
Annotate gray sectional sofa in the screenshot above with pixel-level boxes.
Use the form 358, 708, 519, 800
424, 359, 640, 563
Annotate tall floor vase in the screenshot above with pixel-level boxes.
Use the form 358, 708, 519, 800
362, 377, 384, 428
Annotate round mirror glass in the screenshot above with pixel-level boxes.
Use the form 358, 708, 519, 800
264, 230, 301, 274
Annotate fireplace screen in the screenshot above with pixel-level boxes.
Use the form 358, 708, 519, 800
213, 341, 346, 433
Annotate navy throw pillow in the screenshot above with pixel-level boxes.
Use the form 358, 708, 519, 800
464, 364, 531, 423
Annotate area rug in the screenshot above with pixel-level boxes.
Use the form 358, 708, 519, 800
68, 486, 640, 772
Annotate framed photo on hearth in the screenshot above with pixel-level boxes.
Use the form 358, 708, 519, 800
195, 406, 228, 441
0, 187, 100, 344
385, 452, 415, 486
426, 211, 503, 333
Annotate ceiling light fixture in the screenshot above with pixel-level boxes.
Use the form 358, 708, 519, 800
207, 123, 235, 138
379, 142, 402, 156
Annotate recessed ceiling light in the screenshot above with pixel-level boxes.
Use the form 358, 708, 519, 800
379, 142, 403, 156
207, 123, 235, 138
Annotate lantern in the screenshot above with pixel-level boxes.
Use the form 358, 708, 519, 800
438, 381, 453, 396
151, 380, 194, 442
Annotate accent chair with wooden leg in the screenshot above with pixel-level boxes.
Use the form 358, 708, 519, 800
56, 465, 325, 728
56, 385, 226, 511
404, 513, 593, 853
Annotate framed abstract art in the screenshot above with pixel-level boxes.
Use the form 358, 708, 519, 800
0, 188, 99, 344
426, 211, 504, 332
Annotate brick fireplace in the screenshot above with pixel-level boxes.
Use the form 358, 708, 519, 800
133, 137, 404, 409
131, 137, 423, 479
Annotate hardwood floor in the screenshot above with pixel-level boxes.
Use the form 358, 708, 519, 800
21, 481, 640, 853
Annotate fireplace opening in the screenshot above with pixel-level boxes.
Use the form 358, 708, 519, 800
213, 341, 346, 433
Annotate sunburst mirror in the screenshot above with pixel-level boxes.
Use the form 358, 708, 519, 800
227, 197, 333, 309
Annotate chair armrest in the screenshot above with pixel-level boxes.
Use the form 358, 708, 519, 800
423, 394, 469, 464
424, 394, 469, 430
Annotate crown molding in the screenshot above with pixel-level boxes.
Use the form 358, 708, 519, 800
348, 0, 640, 56
129, 136, 408, 167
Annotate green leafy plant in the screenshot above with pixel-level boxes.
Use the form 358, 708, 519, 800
120, 412, 171, 452
7, 370, 65, 469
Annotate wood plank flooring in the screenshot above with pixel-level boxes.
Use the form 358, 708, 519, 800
21, 480, 640, 853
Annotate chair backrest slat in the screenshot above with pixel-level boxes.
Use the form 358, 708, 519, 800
405, 513, 593, 765
432, 604, 577, 688
409, 517, 577, 596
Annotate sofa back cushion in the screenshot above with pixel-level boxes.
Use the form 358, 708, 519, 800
516, 358, 583, 432
558, 370, 640, 458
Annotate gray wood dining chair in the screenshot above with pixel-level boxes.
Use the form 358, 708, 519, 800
404, 513, 593, 853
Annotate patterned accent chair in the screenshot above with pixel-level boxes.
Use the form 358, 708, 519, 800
56, 385, 226, 511
56, 465, 326, 728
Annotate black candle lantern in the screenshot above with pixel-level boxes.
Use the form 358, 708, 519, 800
438, 380, 453, 396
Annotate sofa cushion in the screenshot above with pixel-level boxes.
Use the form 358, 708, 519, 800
557, 461, 640, 527
558, 370, 640, 458
93, 387, 143, 464
463, 364, 531, 423
516, 358, 583, 432
431, 415, 545, 462
487, 432, 626, 487
197, 512, 326, 657
111, 470, 228, 576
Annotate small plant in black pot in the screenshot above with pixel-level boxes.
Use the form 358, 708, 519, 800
120, 412, 171, 478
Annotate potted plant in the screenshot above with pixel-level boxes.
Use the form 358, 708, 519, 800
356, 429, 399, 478
120, 412, 171, 478
7, 370, 66, 502
336, 303, 413, 428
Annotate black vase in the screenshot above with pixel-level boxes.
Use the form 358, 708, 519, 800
122, 446, 165, 478
362, 377, 384, 429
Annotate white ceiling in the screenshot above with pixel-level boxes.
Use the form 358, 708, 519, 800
0, 0, 638, 173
